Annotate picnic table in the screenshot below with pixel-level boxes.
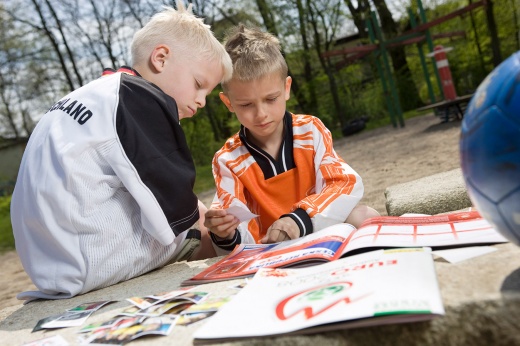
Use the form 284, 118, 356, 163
417, 93, 474, 122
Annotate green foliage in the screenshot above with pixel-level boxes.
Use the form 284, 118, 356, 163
310, 73, 337, 128
354, 82, 387, 121
2, 0, 519, 201
0, 195, 14, 253
194, 164, 216, 194
182, 90, 240, 166
403, 0, 519, 104
182, 116, 220, 166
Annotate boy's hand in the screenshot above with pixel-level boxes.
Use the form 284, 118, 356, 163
204, 208, 240, 240
260, 217, 300, 244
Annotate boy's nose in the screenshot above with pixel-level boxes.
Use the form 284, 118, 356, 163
196, 93, 206, 108
256, 104, 268, 119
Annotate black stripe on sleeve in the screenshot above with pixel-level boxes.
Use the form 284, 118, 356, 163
280, 208, 313, 237
210, 230, 241, 251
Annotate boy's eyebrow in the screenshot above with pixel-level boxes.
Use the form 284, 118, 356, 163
234, 90, 281, 102
266, 91, 282, 97
233, 90, 282, 102
262, 91, 282, 99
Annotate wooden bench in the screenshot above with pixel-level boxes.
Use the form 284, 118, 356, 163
417, 93, 474, 122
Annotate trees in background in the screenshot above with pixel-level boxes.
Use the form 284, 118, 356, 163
0, 0, 517, 165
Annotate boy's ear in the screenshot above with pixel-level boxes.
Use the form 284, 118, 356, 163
284, 76, 292, 101
219, 92, 234, 112
150, 44, 170, 72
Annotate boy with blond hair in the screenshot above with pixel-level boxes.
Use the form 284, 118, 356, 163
11, 2, 232, 301
205, 25, 379, 254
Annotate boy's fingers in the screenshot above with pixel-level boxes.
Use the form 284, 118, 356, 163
208, 220, 241, 239
275, 230, 290, 242
204, 214, 237, 228
262, 228, 289, 244
205, 209, 228, 218
266, 229, 277, 243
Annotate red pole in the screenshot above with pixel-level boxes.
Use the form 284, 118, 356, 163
433, 45, 457, 100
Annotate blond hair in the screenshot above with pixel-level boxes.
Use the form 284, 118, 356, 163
222, 24, 287, 90
131, 1, 232, 82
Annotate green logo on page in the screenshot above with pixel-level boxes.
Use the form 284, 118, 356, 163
276, 282, 372, 321
299, 285, 345, 301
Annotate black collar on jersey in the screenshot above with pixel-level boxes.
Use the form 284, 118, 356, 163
239, 111, 295, 180
102, 66, 142, 77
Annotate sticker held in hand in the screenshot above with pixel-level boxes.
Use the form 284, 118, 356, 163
225, 206, 258, 223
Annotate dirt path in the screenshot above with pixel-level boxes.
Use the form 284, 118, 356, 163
0, 113, 462, 313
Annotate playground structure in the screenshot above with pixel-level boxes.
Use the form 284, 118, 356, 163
430, 45, 457, 100
416, 44, 474, 122
323, 0, 489, 127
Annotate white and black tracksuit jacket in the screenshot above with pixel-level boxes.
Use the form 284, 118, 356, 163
11, 68, 200, 300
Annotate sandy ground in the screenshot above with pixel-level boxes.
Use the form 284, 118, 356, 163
0, 113, 463, 317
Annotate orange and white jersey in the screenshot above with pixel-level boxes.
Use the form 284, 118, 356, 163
211, 113, 363, 253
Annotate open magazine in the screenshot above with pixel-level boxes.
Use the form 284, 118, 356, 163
183, 211, 507, 286
193, 248, 444, 343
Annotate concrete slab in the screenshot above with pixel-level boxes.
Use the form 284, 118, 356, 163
1, 243, 520, 345
385, 168, 472, 216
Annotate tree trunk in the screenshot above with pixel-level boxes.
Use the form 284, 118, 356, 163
0, 74, 20, 139
88, 0, 118, 69
468, 0, 487, 77
44, 0, 83, 86
512, 0, 520, 51
308, 1, 347, 127
485, 0, 502, 66
372, 0, 423, 110
255, 0, 308, 113
30, 0, 76, 92
296, 0, 318, 115
343, 0, 371, 40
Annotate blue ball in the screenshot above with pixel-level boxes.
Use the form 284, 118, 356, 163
460, 51, 520, 245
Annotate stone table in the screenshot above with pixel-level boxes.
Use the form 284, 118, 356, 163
1, 242, 520, 346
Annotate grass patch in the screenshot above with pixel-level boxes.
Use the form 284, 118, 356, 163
0, 195, 14, 254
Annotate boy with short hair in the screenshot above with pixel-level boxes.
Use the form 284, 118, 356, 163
11, 2, 232, 301
204, 25, 379, 254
